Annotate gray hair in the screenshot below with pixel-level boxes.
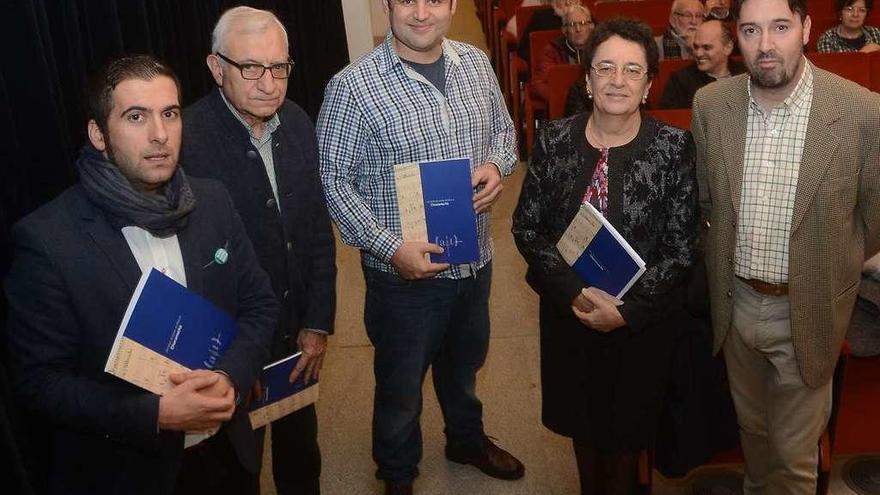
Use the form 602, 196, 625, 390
564, 5, 591, 23
211, 6, 289, 54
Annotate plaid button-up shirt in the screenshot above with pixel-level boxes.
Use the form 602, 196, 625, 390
316, 34, 516, 279
735, 60, 814, 283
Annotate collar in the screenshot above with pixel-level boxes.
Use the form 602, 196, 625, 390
218, 90, 281, 140
377, 30, 462, 75
747, 57, 813, 114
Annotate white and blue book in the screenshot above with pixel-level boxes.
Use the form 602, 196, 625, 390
394, 157, 479, 264
105, 268, 237, 396
556, 202, 646, 299
249, 352, 320, 429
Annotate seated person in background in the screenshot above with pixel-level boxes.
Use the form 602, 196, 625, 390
531, 5, 594, 101
817, 0, 880, 53
660, 20, 744, 109
849, 253, 880, 357
656, 0, 705, 59
705, 0, 733, 21
517, 0, 582, 63
506, 0, 543, 38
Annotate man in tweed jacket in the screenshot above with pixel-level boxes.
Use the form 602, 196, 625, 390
692, 0, 880, 493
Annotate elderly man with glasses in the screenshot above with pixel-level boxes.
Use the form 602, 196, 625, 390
656, 0, 705, 59
181, 6, 337, 495
530, 5, 594, 102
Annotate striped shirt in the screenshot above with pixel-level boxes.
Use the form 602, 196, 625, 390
735, 60, 814, 283
316, 33, 517, 278
220, 91, 281, 208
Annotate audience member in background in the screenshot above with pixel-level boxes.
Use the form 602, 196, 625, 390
657, 0, 705, 59
660, 20, 743, 108
530, 5, 593, 102
817, 0, 880, 53
705, 0, 733, 21
517, 0, 582, 63
505, 0, 542, 38
849, 253, 880, 357
514, 18, 698, 495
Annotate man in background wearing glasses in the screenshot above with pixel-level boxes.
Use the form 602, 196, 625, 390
657, 0, 706, 59
182, 6, 336, 495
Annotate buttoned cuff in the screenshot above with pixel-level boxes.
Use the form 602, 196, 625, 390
368, 230, 404, 264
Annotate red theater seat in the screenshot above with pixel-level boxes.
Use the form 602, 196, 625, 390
646, 108, 692, 129
648, 58, 692, 108
806, 51, 872, 88
593, 0, 672, 35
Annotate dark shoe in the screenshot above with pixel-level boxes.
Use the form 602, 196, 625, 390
384, 481, 413, 495
445, 437, 525, 480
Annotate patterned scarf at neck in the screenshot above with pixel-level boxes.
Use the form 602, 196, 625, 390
76, 145, 196, 237
582, 147, 609, 217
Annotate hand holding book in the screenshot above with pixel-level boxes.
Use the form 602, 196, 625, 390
571, 287, 626, 333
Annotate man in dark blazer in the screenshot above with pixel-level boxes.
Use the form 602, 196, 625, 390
692, 0, 880, 492
181, 7, 336, 494
4, 54, 278, 495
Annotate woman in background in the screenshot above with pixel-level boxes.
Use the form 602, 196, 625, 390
817, 0, 880, 53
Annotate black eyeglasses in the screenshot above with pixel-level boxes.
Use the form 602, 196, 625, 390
215, 52, 294, 80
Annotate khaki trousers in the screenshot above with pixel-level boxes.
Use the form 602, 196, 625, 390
723, 278, 832, 495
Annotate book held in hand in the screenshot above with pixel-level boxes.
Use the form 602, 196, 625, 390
249, 352, 320, 429
394, 157, 479, 264
556, 202, 646, 299
104, 268, 237, 395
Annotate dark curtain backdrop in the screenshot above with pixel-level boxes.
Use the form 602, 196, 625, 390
0, 1, 350, 491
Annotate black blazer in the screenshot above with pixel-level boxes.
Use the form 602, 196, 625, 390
4, 178, 278, 495
182, 89, 336, 357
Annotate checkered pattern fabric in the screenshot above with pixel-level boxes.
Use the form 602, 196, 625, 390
735, 61, 814, 283
316, 34, 516, 279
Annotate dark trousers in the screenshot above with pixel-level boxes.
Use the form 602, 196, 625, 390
363, 263, 492, 484
263, 404, 321, 495
175, 432, 258, 495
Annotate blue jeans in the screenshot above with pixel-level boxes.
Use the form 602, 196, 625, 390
363, 263, 492, 484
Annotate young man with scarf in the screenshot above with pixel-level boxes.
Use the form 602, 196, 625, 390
4, 54, 278, 495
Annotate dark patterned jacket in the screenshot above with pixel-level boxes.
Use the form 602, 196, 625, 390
513, 113, 699, 332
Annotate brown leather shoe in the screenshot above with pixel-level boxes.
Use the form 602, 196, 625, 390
384, 481, 413, 495
445, 437, 525, 480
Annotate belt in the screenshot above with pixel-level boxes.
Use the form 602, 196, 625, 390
737, 276, 789, 296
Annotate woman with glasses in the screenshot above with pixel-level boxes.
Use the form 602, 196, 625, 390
817, 0, 880, 53
513, 18, 698, 495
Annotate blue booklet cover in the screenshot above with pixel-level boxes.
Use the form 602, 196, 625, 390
105, 268, 237, 395
249, 353, 319, 429
556, 203, 646, 299
395, 158, 479, 264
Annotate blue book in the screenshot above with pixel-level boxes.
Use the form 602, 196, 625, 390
394, 157, 479, 264
556, 202, 646, 299
105, 268, 237, 395
249, 353, 320, 429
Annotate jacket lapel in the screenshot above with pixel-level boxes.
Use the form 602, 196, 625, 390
721, 81, 748, 220
790, 70, 840, 233
176, 216, 204, 296
81, 201, 141, 293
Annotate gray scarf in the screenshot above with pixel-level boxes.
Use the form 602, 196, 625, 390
76, 145, 196, 237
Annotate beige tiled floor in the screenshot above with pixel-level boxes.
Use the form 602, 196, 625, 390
260, 2, 878, 494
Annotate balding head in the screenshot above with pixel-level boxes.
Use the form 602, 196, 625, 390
692, 20, 734, 77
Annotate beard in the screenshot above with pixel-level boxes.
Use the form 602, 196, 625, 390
748, 53, 797, 89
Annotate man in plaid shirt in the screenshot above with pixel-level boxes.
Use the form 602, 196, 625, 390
316, 1, 521, 494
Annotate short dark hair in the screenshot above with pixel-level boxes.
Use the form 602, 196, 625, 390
732, 0, 808, 22
86, 54, 181, 132
835, 0, 873, 13
583, 17, 660, 79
